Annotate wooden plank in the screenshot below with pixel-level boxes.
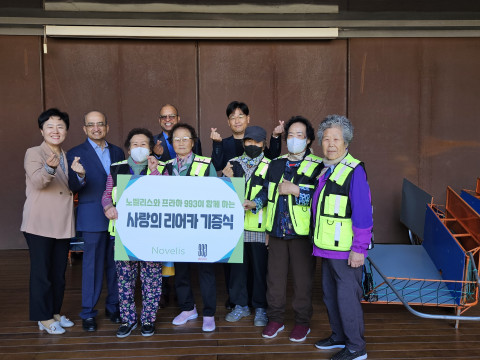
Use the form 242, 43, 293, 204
0, 250, 479, 359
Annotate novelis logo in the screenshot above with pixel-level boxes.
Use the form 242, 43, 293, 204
152, 247, 185, 255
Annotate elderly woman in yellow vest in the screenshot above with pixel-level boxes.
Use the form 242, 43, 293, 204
102, 128, 163, 338
222, 126, 270, 327
163, 123, 218, 332
244, 116, 322, 342
312, 115, 372, 360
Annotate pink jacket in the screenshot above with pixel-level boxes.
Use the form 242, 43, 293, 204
21, 141, 75, 239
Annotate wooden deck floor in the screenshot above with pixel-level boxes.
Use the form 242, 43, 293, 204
1, 249, 479, 360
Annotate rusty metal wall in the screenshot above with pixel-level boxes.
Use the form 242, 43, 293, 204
43, 38, 198, 151
198, 40, 347, 158
0, 36, 43, 248
348, 38, 480, 244
4, 36, 480, 249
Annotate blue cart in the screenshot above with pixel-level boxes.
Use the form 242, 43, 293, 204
363, 179, 480, 328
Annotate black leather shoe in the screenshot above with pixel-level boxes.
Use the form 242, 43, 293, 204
141, 322, 155, 337
105, 309, 121, 323
82, 317, 97, 332
116, 322, 137, 338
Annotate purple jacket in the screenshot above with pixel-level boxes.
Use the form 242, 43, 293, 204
312, 163, 373, 259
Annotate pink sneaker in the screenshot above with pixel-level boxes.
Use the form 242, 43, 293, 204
289, 324, 310, 342
262, 321, 284, 338
172, 307, 198, 325
202, 316, 216, 332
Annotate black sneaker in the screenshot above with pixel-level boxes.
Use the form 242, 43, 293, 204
116, 322, 137, 338
331, 347, 367, 360
315, 336, 346, 349
141, 322, 155, 337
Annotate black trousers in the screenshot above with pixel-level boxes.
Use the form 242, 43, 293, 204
24, 232, 70, 321
174, 262, 216, 316
229, 242, 268, 309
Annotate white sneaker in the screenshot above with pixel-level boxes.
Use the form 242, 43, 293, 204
172, 307, 198, 325
202, 316, 216, 332
38, 321, 65, 334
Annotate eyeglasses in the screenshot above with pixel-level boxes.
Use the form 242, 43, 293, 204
85, 122, 106, 128
173, 136, 192, 143
160, 114, 178, 120
228, 114, 246, 121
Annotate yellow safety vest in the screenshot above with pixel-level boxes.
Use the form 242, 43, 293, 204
164, 155, 212, 177
313, 153, 362, 251
241, 157, 270, 232
266, 154, 323, 236
108, 159, 165, 236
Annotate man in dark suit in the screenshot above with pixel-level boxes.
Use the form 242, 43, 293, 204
67, 111, 125, 332
153, 103, 202, 161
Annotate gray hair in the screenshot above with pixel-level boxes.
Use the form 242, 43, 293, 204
317, 114, 354, 146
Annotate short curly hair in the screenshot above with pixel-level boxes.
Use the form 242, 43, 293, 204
124, 128, 155, 152
317, 114, 354, 146
284, 115, 315, 149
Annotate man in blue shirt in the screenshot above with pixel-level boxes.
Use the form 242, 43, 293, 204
152, 104, 202, 308
153, 104, 202, 161
67, 111, 125, 332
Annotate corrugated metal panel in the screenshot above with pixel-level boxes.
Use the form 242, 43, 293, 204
349, 38, 480, 244
43, 38, 198, 150
0, 36, 43, 249
4, 36, 480, 249
198, 40, 346, 159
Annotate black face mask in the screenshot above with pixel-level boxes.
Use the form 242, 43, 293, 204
244, 145, 263, 159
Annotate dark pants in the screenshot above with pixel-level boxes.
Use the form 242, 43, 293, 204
24, 232, 70, 321
174, 262, 216, 316
229, 242, 268, 309
223, 263, 231, 299
80, 231, 118, 319
266, 236, 315, 326
322, 258, 366, 352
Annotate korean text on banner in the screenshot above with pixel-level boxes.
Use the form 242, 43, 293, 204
114, 175, 245, 263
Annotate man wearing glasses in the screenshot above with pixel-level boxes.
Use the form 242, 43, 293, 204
67, 111, 125, 332
152, 104, 202, 308
153, 104, 202, 162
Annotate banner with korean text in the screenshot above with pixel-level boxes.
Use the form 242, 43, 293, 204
113, 175, 245, 263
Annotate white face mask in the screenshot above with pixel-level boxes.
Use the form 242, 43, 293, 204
287, 137, 307, 154
130, 147, 149, 162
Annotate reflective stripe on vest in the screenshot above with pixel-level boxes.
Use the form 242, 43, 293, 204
165, 155, 212, 177
244, 158, 270, 232
265, 154, 322, 235
108, 160, 160, 236
313, 153, 360, 251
